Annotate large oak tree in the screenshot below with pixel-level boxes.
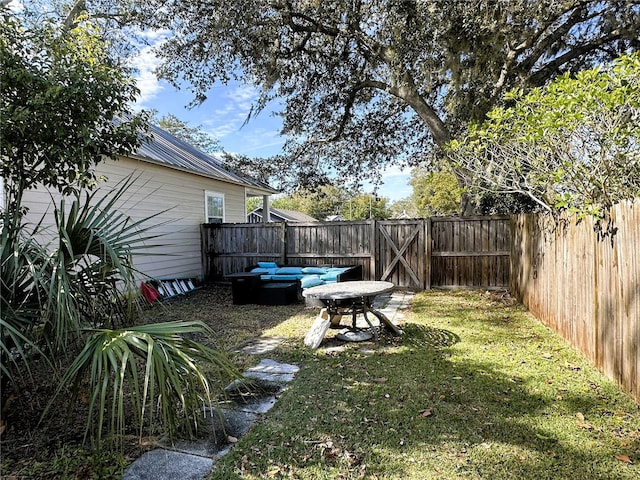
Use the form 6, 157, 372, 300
124, 0, 639, 187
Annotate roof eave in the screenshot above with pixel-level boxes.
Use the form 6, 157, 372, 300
124, 154, 279, 195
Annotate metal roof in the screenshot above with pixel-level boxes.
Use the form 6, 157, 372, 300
250, 207, 318, 222
133, 124, 278, 194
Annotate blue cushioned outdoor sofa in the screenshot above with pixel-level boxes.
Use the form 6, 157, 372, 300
235, 262, 363, 305
248, 262, 362, 287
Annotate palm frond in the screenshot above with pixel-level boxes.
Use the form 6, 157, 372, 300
0, 210, 49, 380
43, 174, 173, 340
47, 321, 241, 446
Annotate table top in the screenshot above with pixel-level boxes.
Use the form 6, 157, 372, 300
302, 281, 394, 300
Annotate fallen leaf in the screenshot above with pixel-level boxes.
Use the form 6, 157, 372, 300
79, 388, 89, 404
373, 377, 387, 383
227, 435, 238, 443
419, 408, 433, 418
576, 412, 585, 421
615, 454, 632, 464
267, 466, 281, 477
577, 422, 593, 429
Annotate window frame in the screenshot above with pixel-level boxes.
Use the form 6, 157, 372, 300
204, 190, 225, 224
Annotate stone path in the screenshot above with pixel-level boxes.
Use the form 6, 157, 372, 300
122, 358, 299, 480
122, 290, 411, 480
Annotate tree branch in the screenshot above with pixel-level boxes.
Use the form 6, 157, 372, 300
528, 26, 637, 84
518, 2, 597, 73
63, 0, 86, 31
277, 1, 341, 37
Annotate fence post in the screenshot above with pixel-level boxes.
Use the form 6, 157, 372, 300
200, 224, 208, 280
280, 222, 287, 265
370, 219, 377, 281
425, 217, 432, 290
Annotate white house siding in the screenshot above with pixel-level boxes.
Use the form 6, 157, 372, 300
19, 156, 249, 281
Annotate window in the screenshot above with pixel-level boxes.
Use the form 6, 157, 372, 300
205, 191, 224, 223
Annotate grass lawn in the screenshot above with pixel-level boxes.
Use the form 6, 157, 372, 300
206, 288, 640, 480
1, 286, 638, 479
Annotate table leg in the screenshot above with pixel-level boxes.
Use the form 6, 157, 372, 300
329, 311, 343, 328
361, 306, 379, 343
369, 309, 404, 336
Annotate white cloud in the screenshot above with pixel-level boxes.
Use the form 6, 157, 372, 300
381, 163, 413, 178
229, 85, 260, 103
128, 30, 171, 108
202, 85, 264, 139
7, 0, 23, 13
137, 28, 172, 43
205, 123, 239, 140
363, 164, 412, 201
130, 45, 164, 106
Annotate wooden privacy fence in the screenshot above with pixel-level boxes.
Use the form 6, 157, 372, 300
201, 216, 511, 290
511, 201, 639, 402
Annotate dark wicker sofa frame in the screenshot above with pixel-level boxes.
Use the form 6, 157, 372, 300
231, 264, 363, 305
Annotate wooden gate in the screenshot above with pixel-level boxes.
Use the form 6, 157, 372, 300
375, 220, 427, 290
202, 217, 511, 290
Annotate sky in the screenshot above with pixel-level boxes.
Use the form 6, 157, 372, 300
131, 43, 413, 202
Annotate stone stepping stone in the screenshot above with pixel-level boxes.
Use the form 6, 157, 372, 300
122, 449, 212, 480
122, 359, 299, 480
236, 336, 285, 354
243, 358, 299, 383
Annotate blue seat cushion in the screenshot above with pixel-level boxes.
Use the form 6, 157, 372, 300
320, 272, 340, 281
301, 275, 324, 289
270, 274, 305, 280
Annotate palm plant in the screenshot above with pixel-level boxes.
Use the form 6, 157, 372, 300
46, 176, 165, 343
2, 177, 241, 445
0, 207, 48, 380
52, 321, 240, 445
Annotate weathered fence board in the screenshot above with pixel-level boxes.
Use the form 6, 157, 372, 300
511, 201, 639, 402
430, 216, 511, 289
202, 216, 511, 290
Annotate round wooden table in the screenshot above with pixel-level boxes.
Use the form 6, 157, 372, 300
302, 281, 403, 348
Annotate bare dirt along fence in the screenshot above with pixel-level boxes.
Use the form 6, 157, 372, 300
201, 216, 511, 290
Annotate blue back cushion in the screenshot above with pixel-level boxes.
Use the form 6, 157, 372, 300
301, 266, 329, 274
276, 267, 304, 275
257, 261, 279, 268
251, 267, 278, 274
